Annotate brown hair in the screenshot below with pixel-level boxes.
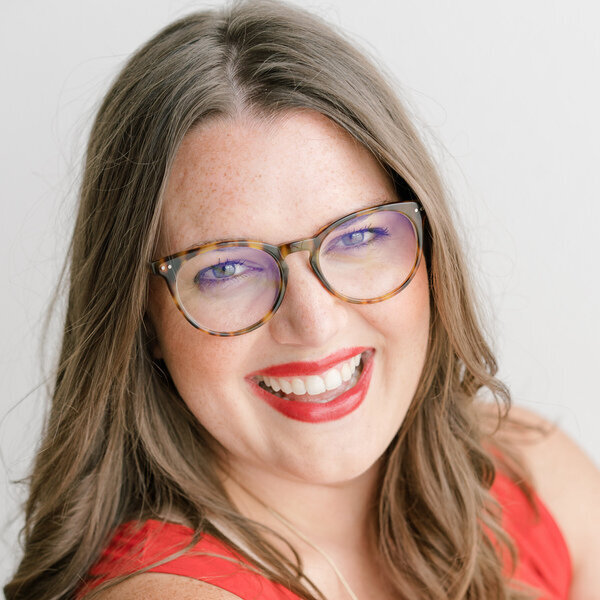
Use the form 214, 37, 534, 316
5, 2, 532, 599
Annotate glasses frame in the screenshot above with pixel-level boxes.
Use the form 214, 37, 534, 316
150, 200, 425, 336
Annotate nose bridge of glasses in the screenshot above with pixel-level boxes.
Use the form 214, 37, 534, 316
280, 238, 317, 259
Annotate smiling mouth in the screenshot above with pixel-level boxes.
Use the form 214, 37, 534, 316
254, 350, 369, 404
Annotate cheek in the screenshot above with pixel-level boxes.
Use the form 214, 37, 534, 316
372, 265, 430, 420
364, 263, 430, 346
157, 331, 265, 455
149, 289, 252, 426
148, 281, 225, 395
157, 325, 236, 399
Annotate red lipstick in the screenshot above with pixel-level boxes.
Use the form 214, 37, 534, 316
247, 347, 369, 378
246, 349, 374, 423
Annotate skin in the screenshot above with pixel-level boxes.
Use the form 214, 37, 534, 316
149, 111, 430, 489
146, 110, 430, 598
112, 110, 600, 599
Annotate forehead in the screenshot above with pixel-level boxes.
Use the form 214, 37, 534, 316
158, 110, 396, 255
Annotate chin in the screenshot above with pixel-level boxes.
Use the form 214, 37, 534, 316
268, 423, 398, 487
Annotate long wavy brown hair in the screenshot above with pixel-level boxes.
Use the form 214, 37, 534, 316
5, 2, 535, 599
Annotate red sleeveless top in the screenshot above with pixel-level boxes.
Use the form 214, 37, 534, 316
80, 472, 572, 599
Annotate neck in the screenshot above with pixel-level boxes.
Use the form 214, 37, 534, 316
219, 458, 393, 600
221, 459, 381, 551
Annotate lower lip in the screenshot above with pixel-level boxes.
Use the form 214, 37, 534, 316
248, 352, 374, 423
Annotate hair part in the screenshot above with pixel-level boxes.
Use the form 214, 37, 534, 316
6, 2, 533, 599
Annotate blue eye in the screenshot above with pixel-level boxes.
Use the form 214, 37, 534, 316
341, 230, 368, 246
324, 226, 390, 254
211, 263, 238, 278
194, 259, 256, 288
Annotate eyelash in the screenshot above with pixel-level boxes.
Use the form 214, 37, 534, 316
188, 222, 391, 287
324, 224, 390, 253
194, 259, 256, 288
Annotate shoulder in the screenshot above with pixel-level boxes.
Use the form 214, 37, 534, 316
90, 572, 242, 600
83, 520, 301, 600
489, 403, 600, 597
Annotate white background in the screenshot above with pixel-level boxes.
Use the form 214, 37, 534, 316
1, 0, 599, 586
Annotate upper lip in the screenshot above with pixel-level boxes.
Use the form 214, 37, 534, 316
247, 347, 371, 379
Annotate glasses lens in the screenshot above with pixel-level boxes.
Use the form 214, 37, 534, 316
318, 209, 418, 300
175, 246, 281, 333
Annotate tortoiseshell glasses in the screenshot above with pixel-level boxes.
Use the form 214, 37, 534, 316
150, 201, 424, 336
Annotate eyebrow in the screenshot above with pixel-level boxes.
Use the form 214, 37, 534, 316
182, 197, 393, 251
183, 238, 234, 251
335, 213, 371, 229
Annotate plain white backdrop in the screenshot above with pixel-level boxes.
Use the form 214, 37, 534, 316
1, 0, 599, 586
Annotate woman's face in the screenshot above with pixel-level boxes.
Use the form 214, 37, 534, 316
148, 110, 430, 486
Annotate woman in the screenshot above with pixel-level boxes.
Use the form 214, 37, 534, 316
5, 1, 599, 599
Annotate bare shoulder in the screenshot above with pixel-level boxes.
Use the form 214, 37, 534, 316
486, 403, 600, 597
90, 572, 242, 600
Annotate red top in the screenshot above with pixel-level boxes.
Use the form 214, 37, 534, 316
80, 472, 572, 599
492, 471, 572, 599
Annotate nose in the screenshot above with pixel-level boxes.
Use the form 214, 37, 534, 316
267, 252, 348, 346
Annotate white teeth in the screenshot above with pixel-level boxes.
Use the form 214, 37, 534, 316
341, 362, 352, 382
323, 368, 342, 390
258, 352, 364, 397
291, 378, 306, 395
305, 375, 326, 395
